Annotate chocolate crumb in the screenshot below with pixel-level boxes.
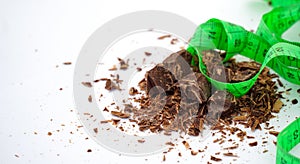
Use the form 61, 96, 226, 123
178, 152, 182, 157
263, 150, 268, 153
170, 38, 179, 45
103, 107, 109, 112
87, 149, 92, 153
297, 89, 300, 94
109, 65, 117, 71
138, 139, 145, 143
163, 155, 166, 161
14, 154, 20, 158
292, 99, 298, 105
47, 132, 52, 136
182, 141, 190, 149
269, 131, 279, 137
93, 128, 98, 134
88, 95, 92, 103
129, 87, 139, 96
144, 52, 152, 56
249, 141, 258, 147
136, 67, 142, 71
191, 150, 198, 156
118, 58, 129, 70
105, 79, 120, 91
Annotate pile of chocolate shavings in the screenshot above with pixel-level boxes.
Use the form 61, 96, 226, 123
99, 49, 284, 162
123, 49, 283, 137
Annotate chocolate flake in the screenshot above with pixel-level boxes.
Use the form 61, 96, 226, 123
170, 38, 179, 45
191, 150, 198, 156
118, 58, 129, 70
223, 152, 238, 157
182, 141, 190, 149
88, 95, 92, 103
158, 34, 171, 40
129, 87, 139, 96
249, 141, 258, 146
109, 65, 117, 71
111, 111, 131, 118
210, 155, 222, 162
144, 52, 152, 56
63, 62, 72, 65
81, 82, 92, 88
138, 139, 145, 143
269, 131, 279, 137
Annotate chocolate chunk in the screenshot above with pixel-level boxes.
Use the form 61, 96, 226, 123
145, 64, 176, 95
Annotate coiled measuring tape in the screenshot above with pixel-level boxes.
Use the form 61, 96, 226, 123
187, 1, 300, 97
187, 0, 300, 163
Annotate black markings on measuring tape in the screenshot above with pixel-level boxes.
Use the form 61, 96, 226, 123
281, 157, 287, 164
294, 129, 299, 140
263, 49, 268, 57
288, 56, 296, 62
234, 39, 242, 48
287, 72, 296, 80
278, 22, 285, 29
208, 31, 216, 40
275, 47, 284, 52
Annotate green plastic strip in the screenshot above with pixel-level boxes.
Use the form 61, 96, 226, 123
276, 118, 300, 164
187, 1, 300, 97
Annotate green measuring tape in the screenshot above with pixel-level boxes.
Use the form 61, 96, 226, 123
277, 118, 300, 164
187, 0, 300, 163
187, 0, 300, 97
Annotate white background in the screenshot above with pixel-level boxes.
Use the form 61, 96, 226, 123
0, 0, 300, 163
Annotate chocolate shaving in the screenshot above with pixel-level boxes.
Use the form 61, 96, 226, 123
269, 131, 279, 137
210, 156, 222, 162
223, 152, 238, 157
63, 62, 72, 65
249, 141, 258, 146
144, 52, 152, 56
158, 34, 171, 40
118, 58, 129, 70
81, 82, 92, 88
111, 111, 131, 118
109, 65, 117, 71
